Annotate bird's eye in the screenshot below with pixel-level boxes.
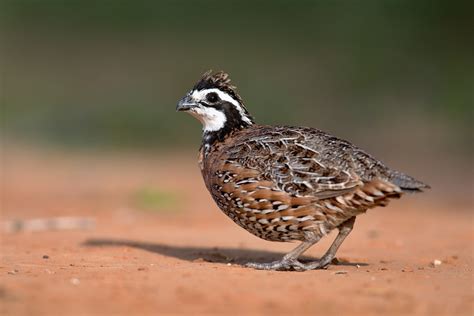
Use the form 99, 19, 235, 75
206, 92, 219, 103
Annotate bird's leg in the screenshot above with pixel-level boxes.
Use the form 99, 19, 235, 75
245, 217, 356, 271
245, 233, 320, 271
304, 216, 356, 270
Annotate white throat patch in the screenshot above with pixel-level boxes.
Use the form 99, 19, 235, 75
189, 106, 227, 132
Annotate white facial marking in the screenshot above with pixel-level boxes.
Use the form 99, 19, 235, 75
190, 88, 253, 125
189, 106, 227, 132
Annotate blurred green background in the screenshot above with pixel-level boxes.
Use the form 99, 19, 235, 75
1, 0, 472, 164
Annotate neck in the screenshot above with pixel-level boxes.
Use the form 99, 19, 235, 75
199, 99, 255, 153
202, 119, 252, 153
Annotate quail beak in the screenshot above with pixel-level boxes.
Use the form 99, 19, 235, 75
176, 95, 198, 112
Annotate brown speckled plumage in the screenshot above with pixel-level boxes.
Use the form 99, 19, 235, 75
177, 71, 429, 271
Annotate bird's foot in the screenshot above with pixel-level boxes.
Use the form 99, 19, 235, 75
245, 259, 308, 271
245, 256, 335, 271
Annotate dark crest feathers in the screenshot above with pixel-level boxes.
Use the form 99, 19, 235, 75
193, 70, 249, 114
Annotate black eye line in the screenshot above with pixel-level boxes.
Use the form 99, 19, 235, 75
199, 101, 222, 109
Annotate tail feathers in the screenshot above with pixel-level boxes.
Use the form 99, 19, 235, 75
389, 170, 430, 193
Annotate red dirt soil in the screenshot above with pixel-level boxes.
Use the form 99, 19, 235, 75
1, 147, 473, 316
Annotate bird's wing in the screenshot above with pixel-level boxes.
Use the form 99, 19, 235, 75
220, 126, 371, 199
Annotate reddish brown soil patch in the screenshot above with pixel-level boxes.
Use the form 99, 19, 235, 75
1, 147, 473, 315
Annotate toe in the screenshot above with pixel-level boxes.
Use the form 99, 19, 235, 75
244, 260, 298, 271
244, 261, 279, 270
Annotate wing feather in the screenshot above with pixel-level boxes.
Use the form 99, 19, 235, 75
218, 126, 375, 198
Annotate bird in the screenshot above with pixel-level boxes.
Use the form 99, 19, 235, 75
176, 70, 429, 271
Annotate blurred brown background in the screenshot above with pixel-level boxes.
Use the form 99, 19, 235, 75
2, 1, 472, 153
1, 1, 473, 315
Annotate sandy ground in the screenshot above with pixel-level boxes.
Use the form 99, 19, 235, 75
1, 147, 473, 316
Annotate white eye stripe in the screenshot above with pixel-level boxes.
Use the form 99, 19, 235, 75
191, 88, 253, 125
191, 89, 239, 106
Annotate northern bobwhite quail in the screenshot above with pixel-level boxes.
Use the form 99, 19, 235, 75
177, 70, 429, 271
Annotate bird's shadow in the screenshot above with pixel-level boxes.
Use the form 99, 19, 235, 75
82, 238, 367, 267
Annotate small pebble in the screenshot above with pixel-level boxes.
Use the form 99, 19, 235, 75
42, 255, 49, 259
432, 259, 442, 267
334, 271, 347, 275
356, 264, 360, 269
70, 278, 80, 285
380, 267, 388, 271
227, 263, 232, 266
